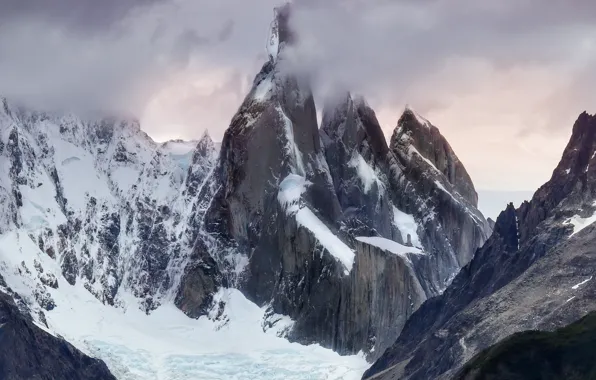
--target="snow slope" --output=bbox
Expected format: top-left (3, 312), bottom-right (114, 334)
top-left (0, 229), bottom-right (368, 380)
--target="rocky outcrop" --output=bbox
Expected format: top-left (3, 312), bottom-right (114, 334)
top-left (320, 94), bottom-right (395, 239)
top-left (0, 291), bottom-right (116, 380)
top-left (390, 107), bottom-right (490, 268)
top-left (365, 112), bottom-right (596, 380)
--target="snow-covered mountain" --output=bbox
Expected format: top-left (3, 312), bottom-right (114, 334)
top-left (0, 5), bottom-right (492, 379)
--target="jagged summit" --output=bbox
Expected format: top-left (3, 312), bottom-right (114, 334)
top-left (392, 107), bottom-right (479, 206)
top-left (365, 111), bottom-right (596, 380)
top-left (267, 3), bottom-right (293, 62)
top-left (321, 92), bottom-right (389, 161)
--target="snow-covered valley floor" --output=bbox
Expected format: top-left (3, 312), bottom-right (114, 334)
top-left (0, 231), bottom-right (368, 380)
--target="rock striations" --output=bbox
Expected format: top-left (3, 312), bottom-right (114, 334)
top-left (0, 5), bottom-right (493, 377)
top-left (365, 112), bottom-right (596, 379)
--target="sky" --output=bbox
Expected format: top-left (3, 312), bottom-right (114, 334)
top-left (1, 0), bottom-right (596, 192)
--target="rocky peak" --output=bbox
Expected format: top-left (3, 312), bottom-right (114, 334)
top-left (267, 3), bottom-right (293, 62)
top-left (391, 106), bottom-right (478, 206)
top-left (518, 112), bottom-right (596, 242)
top-left (194, 131), bottom-right (217, 159)
top-left (552, 111), bottom-right (596, 180)
top-left (364, 110), bottom-right (596, 380)
top-left (321, 92), bottom-right (389, 163)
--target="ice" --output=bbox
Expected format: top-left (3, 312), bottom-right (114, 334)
top-left (160, 140), bottom-right (198, 171)
top-left (0, 230), bottom-right (368, 380)
top-left (160, 140), bottom-right (198, 156)
top-left (348, 152), bottom-right (382, 194)
top-left (295, 208), bottom-right (355, 273)
top-left (278, 174), bottom-right (310, 214)
top-left (571, 276), bottom-right (592, 290)
top-left (253, 75), bottom-right (274, 102)
top-left (392, 207), bottom-right (422, 248)
top-left (356, 236), bottom-right (422, 258)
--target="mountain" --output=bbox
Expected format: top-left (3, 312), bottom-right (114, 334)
top-left (201, 4), bottom-right (490, 359)
top-left (454, 311), bottom-right (596, 380)
top-left (0, 5), bottom-right (491, 378)
top-left (364, 111), bottom-right (596, 380)
top-left (0, 289), bottom-right (115, 380)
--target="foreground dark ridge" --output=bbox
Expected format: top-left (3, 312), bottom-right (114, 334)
top-left (454, 311), bottom-right (596, 380)
top-left (0, 290), bottom-right (115, 380)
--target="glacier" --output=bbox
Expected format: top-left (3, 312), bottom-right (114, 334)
top-left (0, 229), bottom-right (368, 380)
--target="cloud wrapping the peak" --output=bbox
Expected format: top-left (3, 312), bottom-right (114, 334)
top-left (0, 0), bottom-right (595, 191)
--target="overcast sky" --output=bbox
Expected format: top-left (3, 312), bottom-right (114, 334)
top-left (1, 0), bottom-right (596, 192)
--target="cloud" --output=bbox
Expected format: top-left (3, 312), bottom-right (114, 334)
top-left (0, 0), bottom-right (595, 191)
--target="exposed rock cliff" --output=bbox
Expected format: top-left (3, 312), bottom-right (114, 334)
top-left (365, 112), bottom-right (596, 379)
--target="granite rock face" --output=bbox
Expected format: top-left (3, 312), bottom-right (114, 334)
top-left (365, 112), bottom-right (596, 379)
top-left (200, 6), bottom-right (490, 359)
top-left (0, 5), bottom-right (493, 369)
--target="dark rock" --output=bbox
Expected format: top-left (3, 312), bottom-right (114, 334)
top-left (365, 112), bottom-right (596, 380)
top-left (0, 292), bottom-right (116, 380)
top-left (175, 240), bottom-right (224, 318)
top-left (61, 250), bottom-right (78, 286)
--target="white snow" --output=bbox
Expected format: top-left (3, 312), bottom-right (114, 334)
top-left (277, 174), bottom-right (310, 214)
top-left (571, 276), bottom-right (593, 290)
top-left (356, 236), bottom-right (422, 258)
top-left (564, 204), bottom-right (596, 237)
top-left (408, 145), bottom-right (440, 173)
top-left (295, 208), bottom-right (355, 273)
top-left (348, 152), bottom-right (381, 193)
top-left (253, 75), bottom-right (274, 102)
top-left (392, 207), bottom-right (422, 248)
top-left (0, 230), bottom-right (368, 380)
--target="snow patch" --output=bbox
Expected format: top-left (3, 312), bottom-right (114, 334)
top-left (0, 231), bottom-right (368, 380)
top-left (571, 276), bottom-right (592, 290)
top-left (408, 145), bottom-right (440, 173)
top-left (348, 152), bottom-right (382, 193)
top-left (392, 207), bottom-right (422, 248)
top-left (356, 236), bottom-right (422, 260)
top-left (276, 105), bottom-right (306, 176)
top-left (278, 174), bottom-right (310, 214)
top-left (295, 208), bottom-right (355, 274)
top-left (564, 203), bottom-right (596, 237)
top-left (253, 75), bottom-right (274, 102)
